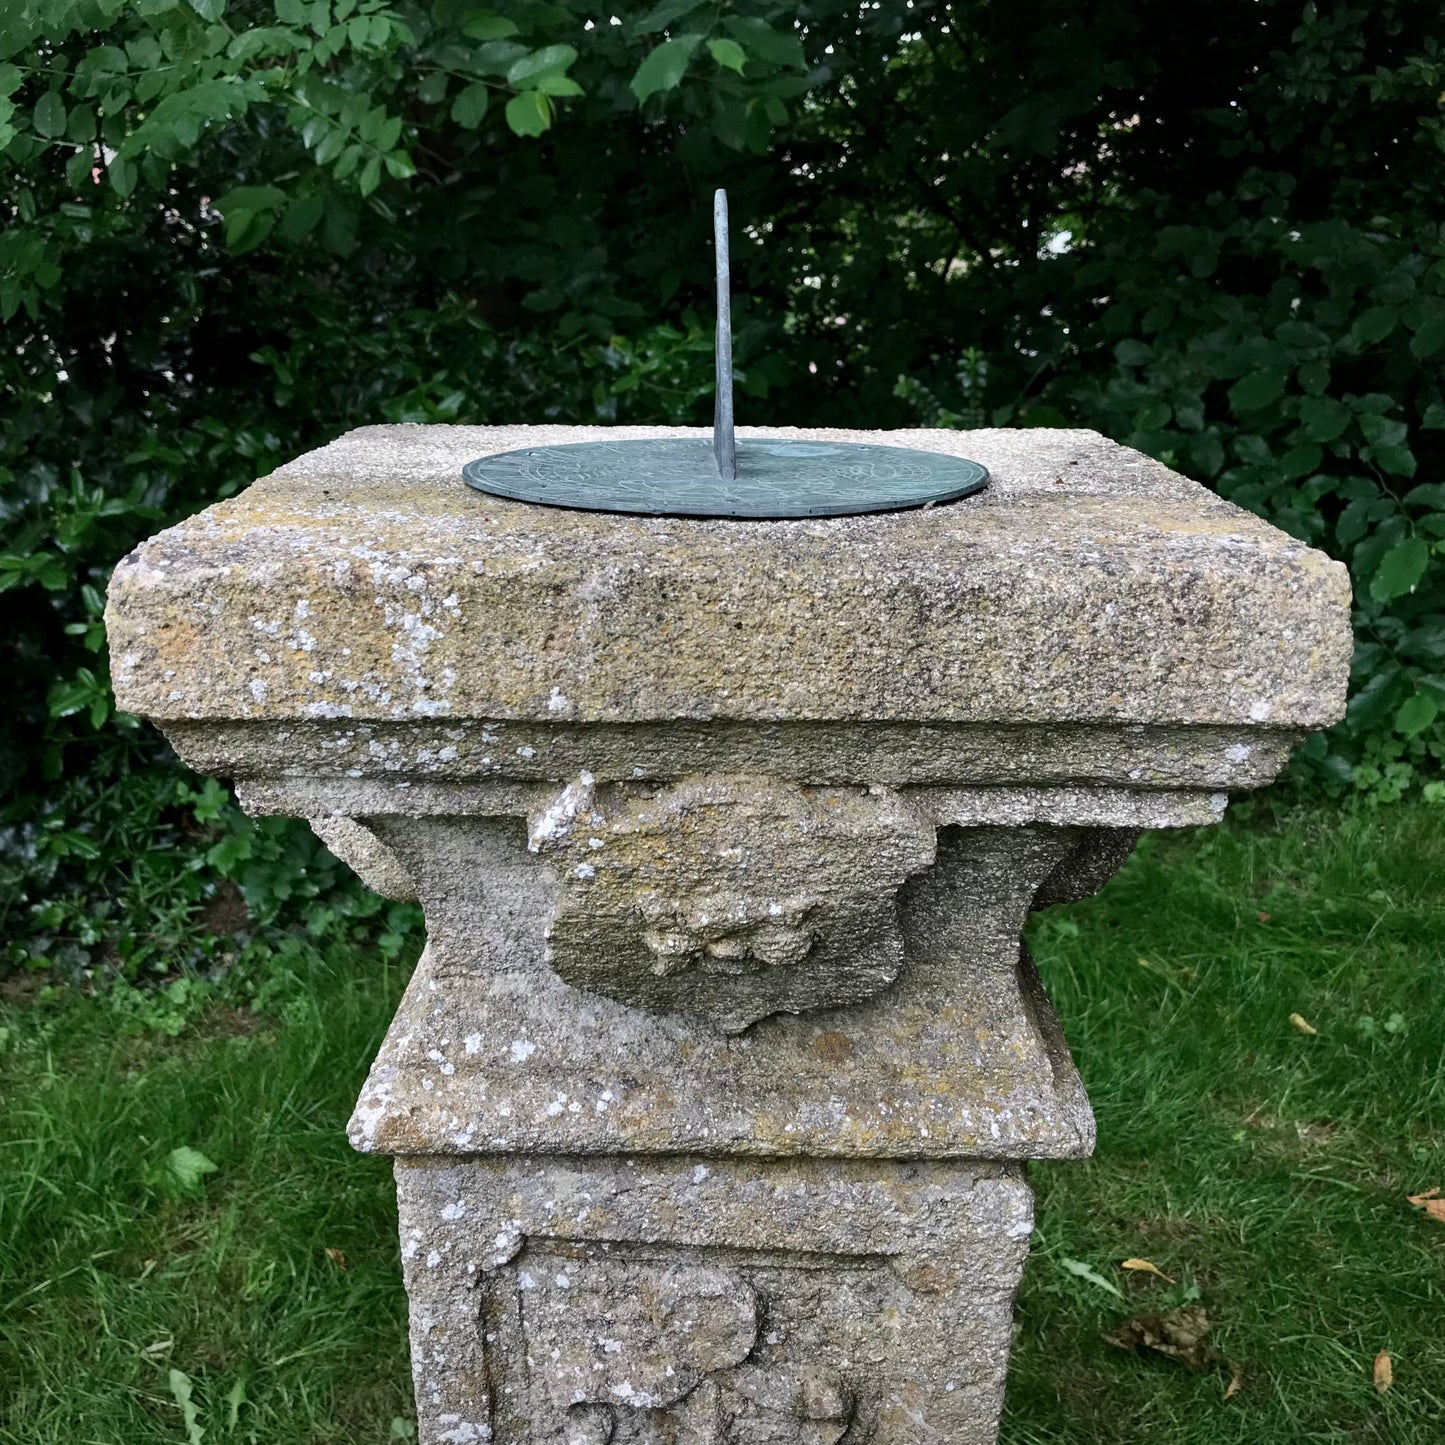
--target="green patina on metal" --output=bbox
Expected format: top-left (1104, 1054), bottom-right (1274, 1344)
top-left (462, 438), bottom-right (987, 518)
top-left (462, 189), bottom-right (990, 519)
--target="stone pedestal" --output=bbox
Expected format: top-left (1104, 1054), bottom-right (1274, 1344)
top-left (106, 425), bottom-right (1350, 1444)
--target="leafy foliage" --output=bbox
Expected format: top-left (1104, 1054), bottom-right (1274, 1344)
top-left (1, 1), bottom-right (1443, 977)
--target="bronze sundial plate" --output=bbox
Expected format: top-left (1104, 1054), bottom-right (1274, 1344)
top-left (462, 437), bottom-right (988, 519)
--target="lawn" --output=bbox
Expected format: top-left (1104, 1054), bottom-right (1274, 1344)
top-left (1, 800), bottom-right (1441, 1443)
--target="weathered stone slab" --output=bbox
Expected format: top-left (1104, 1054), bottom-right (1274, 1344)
top-left (106, 425), bottom-right (1351, 732)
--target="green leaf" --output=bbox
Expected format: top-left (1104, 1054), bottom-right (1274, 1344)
top-left (213, 185), bottom-right (286, 214)
top-left (508, 45), bottom-right (578, 86)
top-left (1404, 483), bottom-right (1445, 509)
top-left (1357, 412), bottom-right (1407, 447)
top-left (1187, 432), bottom-right (1225, 477)
top-left (504, 89), bottom-right (551, 137)
top-left (64, 148), bottom-right (95, 187)
top-left (450, 82), bottom-right (490, 128)
top-left (280, 194), bottom-right (324, 240)
top-left (1297, 360), bottom-right (1330, 396)
top-left (1410, 316), bottom-right (1445, 360)
top-left (1350, 305), bottom-right (1397, 347)
top-left (531, 73), bottom-right (583, 97)
top-left (1059, 1257), bottom-right (1125, 1299)
top-left (1228, 369), bottom-right (1284, 414)
top-left (1114, 339), bottom-right (1149, 366)
top-left (65, 104), bottom-right (95, 144)
top-left (633, 0), bottom-right (705, 34)
top-left (168, 1369), bottom-right (205, 1445)
top-left (1298, 395), bottom-right (1351, 443)
top-left (722, 16), bottom-right (805, 69)
top-left (33, 91), bottom-right (66, 138)
top-left (1278, 443), bottom-right (1322, 480)
top-left (358, 155), bottom-right (382, 196)
top-left (1422, 400), bottom-right (1445, 430)
top-left (630, 35), bottom-right (703, 102)
top-left (1369, 537), bottom-right (1430, 602)
top-left (167, 1145), bottom-right (219, 1189)
top-left (1336, 499), bottom-right (1374, 548)
top-left (708, 38), bottom-right (748, 75)
top-left (1369, 443), bottom-right (1416, 478)
top-left (189, 0), bottom-right (226, 17)
top-left (463, 13), bottom-right (520, 40)
top-left (1396, 692), bottom-right (1438, 737)
top-left (474, 40), bottom-right (530, 74)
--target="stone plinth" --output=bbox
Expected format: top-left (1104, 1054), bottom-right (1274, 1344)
top-left (106, 425), bottom-right (1351, 1444)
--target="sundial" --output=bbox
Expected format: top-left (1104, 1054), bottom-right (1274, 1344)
top-left (462, 191), bottom-right (989, 519)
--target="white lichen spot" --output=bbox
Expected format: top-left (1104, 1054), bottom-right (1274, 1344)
top-left (509, 1039), bottom-right (537, 1063)
top-left (1224, 742), bottom-right (1253, 763)
top-left (294, 598), bottom-right (311, 619)
top-left (441, 1202), bottom-right (466, 1221)
top-left (464, 1033), bottom-right (483, 1055)
top-left (554, 1273), bottom-right (571, 1289)
top-left (518, 1271), bottom-right (536, 1291)
top-left (426, 1250), bottom-right (442, 1269)
top-left (692, 1164), bottom-right (710, 1184)
top-left (437, 1421), bottom-right (490, 1443)
top-left (516, 744), bottom-right (537, 760)
top-left (547, 686), bottom-right (569, 712)
top-left (249, 678), bottom-right (268, 702)
top-left (527, 771), bottom-right (595, 851)
top-left (1248, 700), bottom-right (1273, 721)
top-left (574, 863), bottom-right (596, 880)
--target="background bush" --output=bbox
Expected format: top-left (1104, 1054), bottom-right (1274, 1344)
top-left (2, 0), bottom-right (1443, 975)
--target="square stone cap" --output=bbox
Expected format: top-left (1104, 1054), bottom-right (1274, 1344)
top-left (106, 424), bottom-right (1351, 730)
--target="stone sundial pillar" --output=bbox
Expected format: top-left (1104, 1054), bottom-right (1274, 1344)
top-left (106, 423), bottom-right (1350, 1445)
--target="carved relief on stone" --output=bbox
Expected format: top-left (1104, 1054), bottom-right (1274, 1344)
top-left (520, 1255), bottom-right (855, 1444)
top-left (527, 772), bottom-right (936, 1032)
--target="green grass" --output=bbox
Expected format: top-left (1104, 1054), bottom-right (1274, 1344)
top-left (1009, 800), bottom-right (1445, 1443)
top-left (0, 943), bottom-right (416, 1444)
top-left (1, 801), bottom-right (1442, 1443)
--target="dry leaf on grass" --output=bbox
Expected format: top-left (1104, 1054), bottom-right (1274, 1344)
top-left (1104, 1305), bottom-right (1215, 1372)
top-left (1407, 1187), bottom-right (1445, 1223)
top-left (325, 1247), bottom-right (349, 1270)
top-left (1373, 1350), bottom-right (1393, 1394)
top-left (1122, 1257), bottom-right (1176, 1284)
top-left (1256, 911), bottom-right (1272, 923)
top-left (1223, 1362), bottom-right (1244, 1399)
top-left (1288, 1012), bottom-right (1318, 1035)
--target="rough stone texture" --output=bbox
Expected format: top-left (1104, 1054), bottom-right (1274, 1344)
top-left (308, 815), bottom-right (418, 902)
top-left (527, 773), bottom-right (936, 1031)
top-left (396, 1154), bottom-right (1031, 1445)
top-left (348, 818), bottom-right (1096, 1161)
top-left (105, 425), bottom-right (1352, 731)
top-left (103, 425), bottom-right (1353, 1445)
